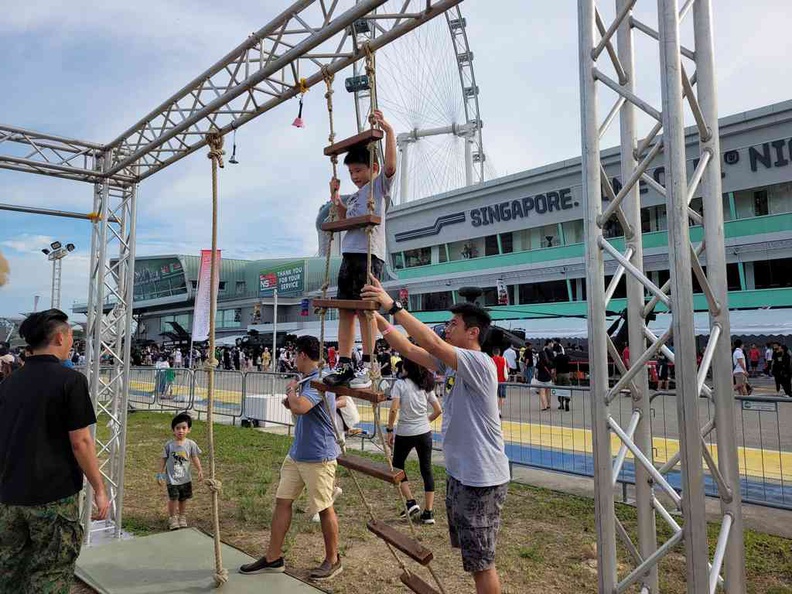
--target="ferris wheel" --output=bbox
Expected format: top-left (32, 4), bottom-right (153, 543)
top-left (349, 2), bottom-right (493, 204)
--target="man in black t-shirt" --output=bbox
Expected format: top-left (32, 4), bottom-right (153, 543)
top-left (0, 309), bottom-right (109, 593)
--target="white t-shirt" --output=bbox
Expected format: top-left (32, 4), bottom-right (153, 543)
top-left (504, 347), bottom-right (518, 370)
top-left (732, 348), bottom-right (746, 375)
top-left (391, 379), bottom-right (438, 437)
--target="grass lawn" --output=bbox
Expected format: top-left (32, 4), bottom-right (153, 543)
top-left (77, 412), bottom-right (791, 594)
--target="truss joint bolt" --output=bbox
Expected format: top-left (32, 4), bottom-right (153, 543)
top-left (701, 128), bottom-right (713, 143)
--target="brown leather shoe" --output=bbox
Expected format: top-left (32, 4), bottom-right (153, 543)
top-left (309, 558), bottom-right (343, 580)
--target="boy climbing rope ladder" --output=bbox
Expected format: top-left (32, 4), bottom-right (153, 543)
top-left (323, 109), bottom-right (396, 389)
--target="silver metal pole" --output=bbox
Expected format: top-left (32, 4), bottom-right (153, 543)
top-left (112, 182), bottom-right (138, 539)
top-left (579, 2), bottom-right (618, 591)
top-left (692, 1), bottom-right (746, 589)
top-left (617, 1), bottom-right (657, 589)
top-left (399, 141), bottom-right (410, 205)
top-left (658, 1), bottom-right (708, 590)
top-left (272, 288), bottom-right (278, 371)
top-left (0, 202), bottom-right (118, 222)
top-left (50, 258), bottom-right (58, 309)
top-left (83, 158), bottom-right (111, 544)
top-left (464, 136), bottom-right (473, 186)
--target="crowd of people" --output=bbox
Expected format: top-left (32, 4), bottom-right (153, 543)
top-left (732, 339), bottom-right (791, 396)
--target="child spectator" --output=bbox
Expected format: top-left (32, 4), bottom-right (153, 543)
top-left (387, 358), bottom-right (442, 524)
top-left (157, 413), bottom-right (203, 530)
top-left (491, 347), bottom-right (509, 417)
top-left (323, 110), bottom-right (397, 390)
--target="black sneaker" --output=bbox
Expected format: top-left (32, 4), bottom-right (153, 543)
top-left (309, 558), bottom-right (343, 580)
top-left (420, 510), bottom-right (435, 525)
top-left (323, 363), bottom-right (355, 388)
top-left (239, 556), bottom-right (285, 575)
top-left (399, 500), bottom-right (421, 520)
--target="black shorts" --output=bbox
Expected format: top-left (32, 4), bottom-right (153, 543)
top-left (337, 253), bottom-right (384, 301)
top-left (446, 476), bottom-right (508, 573)
top-left (167, 482), bottom-right (193, 502)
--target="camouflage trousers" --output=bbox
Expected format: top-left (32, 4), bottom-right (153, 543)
top-left (0, 495), bottom-right (83, 594)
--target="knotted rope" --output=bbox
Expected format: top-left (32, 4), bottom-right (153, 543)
top-left (205, 128), bottom-right (228, 588)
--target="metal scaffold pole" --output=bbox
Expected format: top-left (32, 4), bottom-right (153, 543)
top-left (578, 2), bottom-right (618, 592)
top-left (578, 0), bottom-right (745, 591)
top-left (616, 0), bottom-right (658, 589)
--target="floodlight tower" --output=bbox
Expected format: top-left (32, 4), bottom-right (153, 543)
top-left (41, 241), bottom-right (76, 310)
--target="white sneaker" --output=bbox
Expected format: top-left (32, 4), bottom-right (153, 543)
top-left (350, 370), bottom-right (372, 389)
top-left (312, 486), bottom-right (344, 522)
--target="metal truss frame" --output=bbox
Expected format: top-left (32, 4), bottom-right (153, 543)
top-left (0, 0), bottom-right (461, 543)
top-left (579, 0), bottom-right (745, 592)
top-left (82, 160), bottom-right (138, 544)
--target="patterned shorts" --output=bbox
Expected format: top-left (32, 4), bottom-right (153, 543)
top-left (0, 494), bottom-right (83, 594)
top-left (445, 476), bottom-right (508, 573)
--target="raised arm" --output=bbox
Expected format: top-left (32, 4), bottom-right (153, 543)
top-left (373, 110), bottom-right (397, 178)
top-left (362, 277), bottom-right (458, 370)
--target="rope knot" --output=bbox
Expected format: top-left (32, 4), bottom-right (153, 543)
top-left (206, 129), bottom-right (226, 168)
top-left (213, 568), bottom-right (229, 587)
top-left (206, 358), bottom-right (219, 369)
top-left (205, 478), bottom-right (223, 493)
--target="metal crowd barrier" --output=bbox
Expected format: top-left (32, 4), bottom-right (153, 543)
top-left (97, 367), bottom-right (791, 510)
top-left (192, 369), bottom-right (245, 421)
top-left (242, 371), bottom-right (300, 430)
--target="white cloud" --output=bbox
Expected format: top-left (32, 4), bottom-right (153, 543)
top-left (1, 234), bottom-right (56, 253)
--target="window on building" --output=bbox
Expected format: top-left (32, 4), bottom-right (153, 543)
top-left (218, 308), bottom-right (242, 328)
top-left (726, 264), bottom-right (741, 291)
top-left (421, 291), bottom-right (453, 311)
top-left (754, 190), bottom-right (769, 217)
top-left (190, 280), bottom-right (198, 290)
top-left (518, 280), bottom-right (569, 304)
top-left (404, 247), bottom-right (431, 268)
top-left (560, 220), bottom-right (583, 245)
top-left (753, 257), bottom-right (792, 289)
top-left (500, 232), bottom-right (514, 254)
top-left (603, 275), bottom-right (627, 299)
top-left (218, 281), bottom-right (227, 293)
top-left (393, 252), bottom-right (405, 270)
top-left (160, 313), bottom-right (192, 333)
top-left (439, 245), bottom-right (449, 263)
top-left (485, 235), bottom-right (499, 256)
top-left (235, 281), bottom-right (246, 295)
top-left (641, 208), bottom-right (651, 233)
top-left (603, 218), bottom-right (624, 239)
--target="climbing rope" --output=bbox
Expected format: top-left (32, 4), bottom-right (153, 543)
top-left (312, 46), bottom-right (446, 594)
top-left (205, 129), bottom-right (229, 588)
top-left (318, 68), bottom-right (338, 368)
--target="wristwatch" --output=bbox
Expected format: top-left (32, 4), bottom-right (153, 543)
top-left (386, 427), bottom-right (394, 433)
top-left (387, 300), bottom-right (404, 316)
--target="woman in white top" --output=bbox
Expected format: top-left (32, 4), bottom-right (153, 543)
top-left (386, 358), bottom-right (442, 524)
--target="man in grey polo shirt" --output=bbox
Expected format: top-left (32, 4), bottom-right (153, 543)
top-left (362, 278), bottom-right (509, 594)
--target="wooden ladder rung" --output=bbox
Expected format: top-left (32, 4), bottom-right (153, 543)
top-left (311, 381), bottom-right (387, 404)
top-left (312, 299), bottom-right (379, 311)
top-left (399, 571), bottom-right (440, 594)
top-left (324, 129), bottom-right (384, 157)
top-left (337, 454), bottom-right (405, 484)
top-left (320, 214), bottom-right (382, 233)
top-left (367, 520), bottom-right (433, 565)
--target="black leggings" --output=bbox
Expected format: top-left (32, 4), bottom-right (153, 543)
top-left (391, 431), bottom-right (435, 492)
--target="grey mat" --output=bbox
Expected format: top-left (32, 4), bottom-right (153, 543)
top-left (76, 528), bottom-right (325, 593)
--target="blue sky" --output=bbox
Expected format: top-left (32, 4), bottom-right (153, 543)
top-left (1, 0), bottom-right (791, 318)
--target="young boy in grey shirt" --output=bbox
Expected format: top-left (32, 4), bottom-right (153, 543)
top-left (157, 412), bottom-right (203, 530)
top-left (323, 110), bottom-right (396, 391)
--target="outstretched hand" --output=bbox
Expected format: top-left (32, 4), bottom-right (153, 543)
top-left (361, 274), bottom-right (393, 309)
top-left (370, 110), bottom-right (392, 132)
